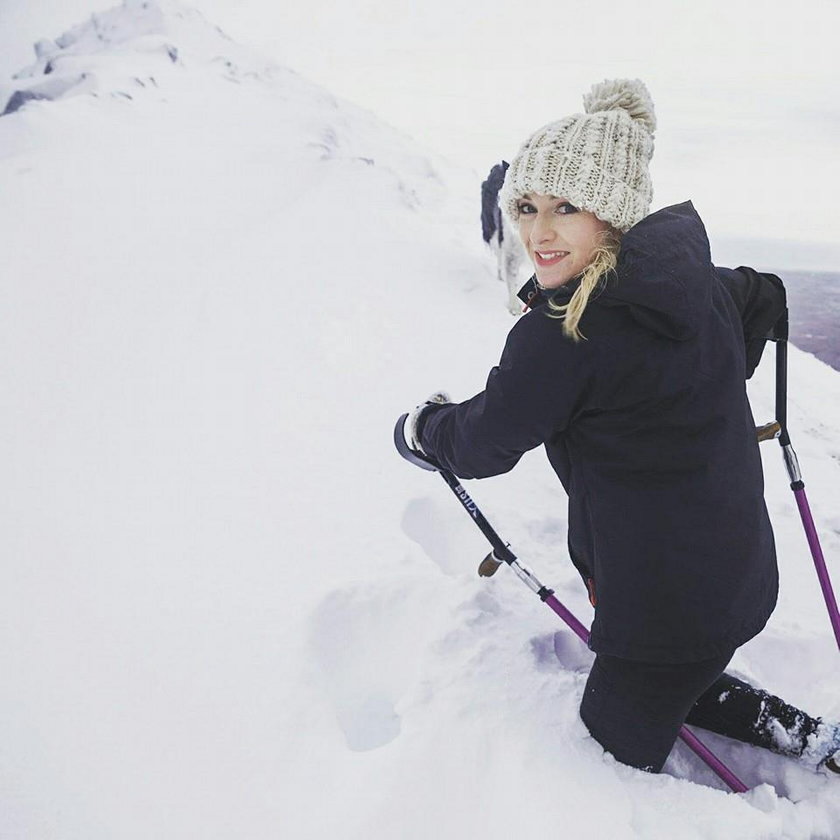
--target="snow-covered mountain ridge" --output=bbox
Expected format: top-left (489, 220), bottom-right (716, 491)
top-left (2, 0), bottom-right (240, 115)
top-left (0, 0), bottom-right (461, 220)
top-left (1, 3), bottom-right (839, 839)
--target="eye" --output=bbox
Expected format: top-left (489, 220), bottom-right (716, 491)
top-left (516, 201), bottom-right (536, 215)
top-left (556, 202), bottom-right (579, 214)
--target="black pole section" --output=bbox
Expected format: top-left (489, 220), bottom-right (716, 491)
top-left (394, 415), bottom-right (516, 565)
top-left (774, 309), bottom-right (791, 447)
top-left (435, 469), bottom-right (517, 564)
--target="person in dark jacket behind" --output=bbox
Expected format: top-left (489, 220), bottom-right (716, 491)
top-left (403, 78), bottom-right (840, 777)
top-left (481, 160), bottom-right (527, 315)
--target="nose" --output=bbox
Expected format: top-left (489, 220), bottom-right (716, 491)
top-left (530, 211), bottom-right (556, 247)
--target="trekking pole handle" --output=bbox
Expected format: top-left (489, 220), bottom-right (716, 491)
top-left (393, 413), bottom-right (441, 471)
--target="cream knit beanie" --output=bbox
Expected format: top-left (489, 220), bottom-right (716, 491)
top-left (499, 78), bottom-right (656, 233)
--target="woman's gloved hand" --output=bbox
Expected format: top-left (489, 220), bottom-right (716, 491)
top-left (406, 391), bottom-right (452, 454)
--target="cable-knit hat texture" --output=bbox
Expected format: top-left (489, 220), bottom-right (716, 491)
top-left (499, 79), bottom-right (656, 233)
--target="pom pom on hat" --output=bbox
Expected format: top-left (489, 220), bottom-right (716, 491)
top-left (583, 78), bottom-right (657, 135)
top-left (499, 78), bottom-right (656, 233)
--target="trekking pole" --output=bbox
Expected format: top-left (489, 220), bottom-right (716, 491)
top-left (394, 415), bottom-right (749, 794)
top-left (771, 314), bottom-right (840, 650)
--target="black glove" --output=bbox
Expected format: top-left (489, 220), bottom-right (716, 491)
top-left (405, 391), bottom-right (452, 455)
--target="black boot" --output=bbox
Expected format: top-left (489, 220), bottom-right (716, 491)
top-left (687, 673), bottom-right (840, 773)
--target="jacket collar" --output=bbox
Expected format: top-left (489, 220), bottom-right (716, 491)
top-left (516, 273), bottom-right (584, 311)
top-left (516, 202), bottom-right (711, 340)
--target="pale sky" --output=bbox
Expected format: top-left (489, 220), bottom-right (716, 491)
top-left (2, 0), bottom-right (839, 265)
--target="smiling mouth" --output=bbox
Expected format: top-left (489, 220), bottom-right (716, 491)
top-left (534, 250), bottom-right (569, 267)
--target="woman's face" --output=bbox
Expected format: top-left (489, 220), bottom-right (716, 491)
top-left (516, 193), bottom-right (609, 289)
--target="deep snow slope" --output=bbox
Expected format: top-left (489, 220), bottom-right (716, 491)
top-left (1, 3), bottom-right (839, 838)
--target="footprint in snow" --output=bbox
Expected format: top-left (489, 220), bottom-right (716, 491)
top-left (329, 693), bottom-right (400, 753)
top-left (531, 630), bottom-right (594, 673)
top-left (308, 588), bottom-right (402, 751)
top-left (308, 577), bottom-right (440, 752)
top-left (400, 495), bottom-right (473, 576)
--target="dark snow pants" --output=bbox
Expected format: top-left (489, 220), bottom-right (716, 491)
top-left (579, 651), bottom-right (822, 773)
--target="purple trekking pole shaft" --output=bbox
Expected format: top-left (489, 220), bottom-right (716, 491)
top-left (774, 334), bottom-right (840, 650)
top-left (393, 416), bottom-right (749, 793)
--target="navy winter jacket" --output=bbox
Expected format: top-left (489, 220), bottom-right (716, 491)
top-left (480, 162), bottom-right (508, 244)
top-left (420, 202), bottom-right (783, 664)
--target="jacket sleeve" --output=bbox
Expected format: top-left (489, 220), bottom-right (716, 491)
top-left (715, 266), bottom-right (786, 378)
top-left (418, 311), bottom-right (595, 479)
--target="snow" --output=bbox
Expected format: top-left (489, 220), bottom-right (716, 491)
top-left (1, 2), bottom-right (840, 837)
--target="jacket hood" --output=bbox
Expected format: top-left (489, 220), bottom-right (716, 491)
top-left (518, 201), bottom-right (713, 341)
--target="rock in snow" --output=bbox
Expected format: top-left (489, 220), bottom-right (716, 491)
top-left (1, 3), bottom-right (839, 839)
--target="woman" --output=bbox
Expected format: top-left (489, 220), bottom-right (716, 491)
top-left (405, 79), bottom-right (840, 776)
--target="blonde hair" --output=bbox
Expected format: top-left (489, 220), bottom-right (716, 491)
top-left (546, 228), bottom-right (621, 341)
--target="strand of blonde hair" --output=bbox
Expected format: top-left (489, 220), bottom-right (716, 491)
top-left (546, 229), bottom-right (621, 341)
